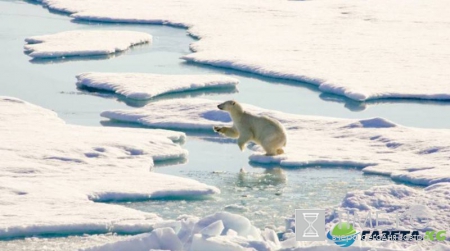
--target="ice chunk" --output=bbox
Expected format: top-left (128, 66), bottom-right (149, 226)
top-left (226, 229), bottom-right (238, 237)
top-left (200, 220), bottom-right (224, 237)
top-left (76, 72), bottom-right (239, 100)
top-left (24, 30), bottom-right (151, 58)
top-left (149, 228), bottom-right (183, 251)
top-left (0, 97), bottom-right (219, 239)
top-left (33, 0), bottom-right (450, 101)
top-left (261, 228), bottom-right (280, 248)
top-left (102, 98), bottom-right (450, 186)
top-left (194, 212), bottom-right (258, 239)
top-left (177, 216), bottom-right (198, 244)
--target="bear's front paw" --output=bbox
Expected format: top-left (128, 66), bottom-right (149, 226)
top-left (213, 126), bottom-right (223, 133)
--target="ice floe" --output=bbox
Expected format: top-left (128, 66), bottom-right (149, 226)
top-left (0, 97), bottom-right (219, 239)
top-left (76, 72), bottom-right (239, 100)
top-left (102, 98), bottom-right (450, 186)
top-left (24, 30), bottom-right (151, 58)
top-left (32, 0), bottom-right (450, 101)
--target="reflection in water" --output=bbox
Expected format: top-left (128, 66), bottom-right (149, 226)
top-left (29, 53), bottom-right (117, 64)
top-left (319, 93), bottom-right (367, 112)
top-left (76, 85), bottom-right (238, 108)
top-left (122, 165), bottom-right (394, 228)
top-left (153, 157), bottom-right (187, 168)
top-left (237, 167), bottom-right (287, 188)
top-left (184, 61), bottom-right (450, 113)
top-left (319, 92), bottom-right (450, 112)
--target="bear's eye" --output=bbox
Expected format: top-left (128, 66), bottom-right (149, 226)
top-left (232, 101), bottom-right (235, 105)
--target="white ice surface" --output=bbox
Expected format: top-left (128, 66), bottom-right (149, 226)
top-left (335, 183), bottom-right (450, 234)
top-left (76, 72), bottom-right (239, 100)
top-left (102, 98), bottom-right (450, 187)
top-left (24, 30), bottom-right (151, 58)
top-left (0, 97), bottom-right (219, 239)
top-left (33, 0), bottom-right (450, 101)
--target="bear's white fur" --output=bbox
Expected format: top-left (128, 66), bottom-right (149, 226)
top-left (213, 100), bottom-right (287, 156)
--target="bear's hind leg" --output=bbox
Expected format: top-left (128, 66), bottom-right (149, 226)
top-left (262, 144), bottom-right (278, 156)
top-left (237, 134), bottom-right (251, 151)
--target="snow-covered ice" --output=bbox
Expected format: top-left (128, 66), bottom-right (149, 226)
top-left (32, 0), bottom-right (450, 101)
top-left (76, 72), bottom-right (239, 100)
top-left (332, 183), bottom-right (450, 234)
top-left (0, 97), bottom-right (219, 239)
top-left (24, 30), bottom-right (151, 58)
top-left (81, 212), bottom-right (280, 251)
top-left (102, 98), bottom-right (450, 187)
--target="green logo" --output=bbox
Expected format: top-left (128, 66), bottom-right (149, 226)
top-left (327, 222), bottom-right (359, 247)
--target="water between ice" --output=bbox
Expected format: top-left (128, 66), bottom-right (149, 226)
top-left (119, 139), bottom-right (395, 229)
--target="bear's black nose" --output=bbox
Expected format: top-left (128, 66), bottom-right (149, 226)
top-left (217, 105), bottom-right (221, 109)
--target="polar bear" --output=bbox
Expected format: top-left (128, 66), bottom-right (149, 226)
top-left (213, 100), bottom-right (287, 156)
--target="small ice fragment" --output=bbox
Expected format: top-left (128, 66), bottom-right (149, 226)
top-left (200, 220), bottom-right (224, 237)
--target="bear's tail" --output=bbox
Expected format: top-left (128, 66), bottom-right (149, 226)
top-left (276, 148), bottom-right (284, 155)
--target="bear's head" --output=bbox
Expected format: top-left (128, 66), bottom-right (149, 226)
top-left (217, 100), bottom-right (243, 114)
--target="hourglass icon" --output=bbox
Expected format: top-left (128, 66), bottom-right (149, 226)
top-left (302, 213), bottom-right (319, 238)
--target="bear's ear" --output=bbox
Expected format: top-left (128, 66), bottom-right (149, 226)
top-left (232, 101), bottom-right (236, 105)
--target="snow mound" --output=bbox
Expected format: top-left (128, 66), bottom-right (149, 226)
top-left (102, 98), bottom-right (450, 186)
top-left (81, 212), bottom-right (279, 251)
top-left (76, 72), bottom-right (239, 100)
top-left (0, 97), bottom-right (219, 239)
top-left (24, 30), bottom-right (151, 58)
top-left (32, 0), bottom-right (450, 101)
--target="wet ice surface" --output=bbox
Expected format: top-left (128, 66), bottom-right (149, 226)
top-left (119, 139), bottom-right (395, 229)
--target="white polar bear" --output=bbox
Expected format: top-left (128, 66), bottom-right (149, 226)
top-left (213, 100), bottom-right (287, 156)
